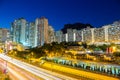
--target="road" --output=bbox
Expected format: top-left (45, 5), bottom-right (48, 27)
top-left (0, 54), bottom-right (77, 80)
top-left (8, 62), bottom-right (42, 80)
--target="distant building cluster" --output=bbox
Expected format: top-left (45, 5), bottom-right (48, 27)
top-left (0, 17), bottom-right (120, 48)
top-left (10, 17), bottom-right (55, 47)
top-left (55, 21), bottom-right (120, 45)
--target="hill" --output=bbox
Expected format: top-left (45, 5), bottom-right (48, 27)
top-left (61, 23), bottom-right (94, 33)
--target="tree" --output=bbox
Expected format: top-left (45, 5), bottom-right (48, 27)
top-left (113, 52), bottom-right (120, 57)
top-left (81, 42), bottom-right (87, 49)
top-left (98, 44), bottom-right (109, 52)
top-left (88, 44), bottom-right (96, 50)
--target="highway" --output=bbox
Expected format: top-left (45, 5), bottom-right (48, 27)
top-left (8, 62), bottom-right (42, 80)
top-left (0, 54), bottom-right (77, 80)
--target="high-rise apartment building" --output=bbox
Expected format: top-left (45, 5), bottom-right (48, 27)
top-left (11, 18), bottom-right (28, 46)
top-left (82, 27), bottom-right (93, 43)
top-left (55, 31), bottom-right (63, 43)
top-left (108, 22), bottom-right (120, 43)
top-left (76, 30), bottom-right (83, 42)
top-left (48, 25), bottom-right (55, 43)
top-left (29, 22), bottom-right (36, 47)
top-left (67, 29), bottom-right (77, 42)
top-left (0, 28), bottom-right (9, 43)
top-left (35, 17), bottom-right (49, 46)
top-left (62, 33), bottom-right (68, 42)
top-left (94, 28), bottom-right (105, 42)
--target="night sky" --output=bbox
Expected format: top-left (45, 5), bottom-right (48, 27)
top-left (0, 0), bottom-right (120, 31)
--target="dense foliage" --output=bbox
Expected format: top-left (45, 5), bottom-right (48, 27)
top-left (113, 52), bottom-right (120, 57)
top-left (7, 42), bottom-right (120, 64)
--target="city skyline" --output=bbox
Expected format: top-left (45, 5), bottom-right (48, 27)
top-left (9, 17), bottom-right (120, 48)
top-left (0, 0), bottom-right (120, 31)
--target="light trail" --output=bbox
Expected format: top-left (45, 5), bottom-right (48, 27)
top-left (8, 63), bottom-right (38, 80)
top-left (0, 54), bottom-right (77, 80)
top-left (8, 66), bottom-right (28, 80)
